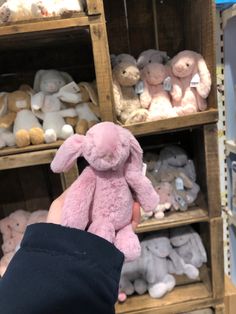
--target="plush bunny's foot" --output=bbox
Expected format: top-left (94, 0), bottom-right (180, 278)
top-left (184, 264), bottom-right (199, 280)
top-left (118, 292), bottom-right (127, 303)
top-left (0, 138), bottom-right (6, 149)
top-left (88, 219), bottom-right (115, 243)
top-left (2, 132), bottom-right (15, 147)
top-left (134, 278), bottom-right (148, 295)
top-left (29, 128), bottom-right (44, 145)
top-left (115, 224), bottom-right (141, 261)
top-left (15, 130), bottom-right (30, 147)
top-left (61, 124), bottom-right (74, 139)
top-left (148, 282), bottom-right (169, 299)
top-left (44, 129), bottom-right (57, 143)
top-left (75, 119), bottom-right (88, 135)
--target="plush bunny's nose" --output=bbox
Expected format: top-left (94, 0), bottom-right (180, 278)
top-left (95, 125), bottom-right (118, 158)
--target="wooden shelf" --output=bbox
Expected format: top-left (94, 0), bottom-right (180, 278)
top-left (136, 208), bottom-right (209, 233)
top-left (0, 13), bottom-right (102, 37)
top-left (125, 109), bottom-right (218, 137)
top-left (0, 141), bottom-right (62, 157)
top-left (0, 149), bottom-right (58, 170)
top-left (115, 282), bottom-right (213, 314)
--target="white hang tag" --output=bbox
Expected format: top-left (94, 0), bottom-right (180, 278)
top-left (16, 100), bottom-right (27, 109)
top-left (142, 163), bottom-right (147, 176)
top-left (175, 177), bottom-right (184, 191)
top-left (135, 80), bottom-right (144, 94)
top-left (163, 76), bottom-right (172, 91)
top-left (190, 73), bottom-right (200, 88)
top-left (59, 81), bottom-right (80, 94)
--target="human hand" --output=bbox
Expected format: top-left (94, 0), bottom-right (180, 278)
top-left (47, 191), bottom-right (141, 230)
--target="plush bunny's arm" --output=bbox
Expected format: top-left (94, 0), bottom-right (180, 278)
top-left (170, 77), bottom-right (183, 102)
top-left (61, 167), bottom-right (96, 229)
top-left (57, 91), bottom-right (82, 104)
top-left (59, 108), bottom-right (77, 118)
top-left (31, 92), bottom-right (45, 110)
top-left (140, 81), bottom-right (151, 109)
top-left (196, 57), bottom-right (212, 99)
top-left (125, 170), bottom-right (159, 212)
top-left (0, 112), bottom-right (16, 129)
top-left (113, 78), bottom-right (124, 116)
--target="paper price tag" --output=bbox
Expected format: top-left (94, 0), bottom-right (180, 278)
top-left (163, 76), bottom-right (172, 91)
top-left (142, 163), bottom-right (147, 176)
top-left (175, 177), bottom-right (184, 191)
top-left (190, 73), bottom-right (200, 88)
top-left (135, 80), bottom-right (144, 95)
top-left (59, 81), bottom-right (80, 94)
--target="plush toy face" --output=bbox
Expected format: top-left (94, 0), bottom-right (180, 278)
top-left (51, 122), bottom-right (143, 173)
top-left (40, 71), bottom-right (66, 94)
top-left (170, 226), bottom-right (190, 247)
top-left (9, 210), bottom-right (30, 233)
top-left (8, 91), bottom-right (31, 113)
top-left (156, 182), bottom-right (173, 206)
top-left (144, 152), bottom-right (159, 173)
top-left (145, 234), bottom-right (172, 258)
top-left (161, 146), bottom-right (188, 168)
top-left (137, 49), bottom-right (167, 70)
top-left (171, 50), bottom-right (197, 78)
top-left (142, 63), bottom-right (167, 86)
top-left (113, 62), bottom-right (140, 87)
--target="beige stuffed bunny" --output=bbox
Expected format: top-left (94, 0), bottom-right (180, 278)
top-left (112, 61), bottom-right (148, 125)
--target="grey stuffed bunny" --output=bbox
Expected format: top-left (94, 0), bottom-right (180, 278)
top-left (170, 226), bottom-right (207, 268)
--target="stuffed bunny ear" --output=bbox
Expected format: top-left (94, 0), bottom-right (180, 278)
top-left (127, 132), bottom-right (143, 173)
top-left (196, 54), bottom-right (212, 99)
top-left (51, 134), bottom-right (84, 173)
top-left (191, 232), bottom-right (207, 263)
top-left (33, 70), bottom-right (46, 92)
top-left (60, 71), bottom-right (73, 84)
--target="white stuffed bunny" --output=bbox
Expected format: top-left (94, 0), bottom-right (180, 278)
top-left (31, 69), bottom-right (79, 143)
top-left (170, 225), bottom-right (207, 269)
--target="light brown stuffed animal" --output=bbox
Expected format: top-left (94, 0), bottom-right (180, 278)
top-left (0, 90), bottom-right (44, 147)
top-left (64, 81), bottom-right (100, 135)
top-left (112, 61), bottom-right (148, 125)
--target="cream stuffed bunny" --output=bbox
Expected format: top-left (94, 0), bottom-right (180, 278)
top-left (31, 69), bottom-right (79, 143)
top-left (112, 61), bottom-right (148, 125)
top-left (0, 90), bottom-right (44, 147)
top-left (170, 50), bottom-right (212, 115)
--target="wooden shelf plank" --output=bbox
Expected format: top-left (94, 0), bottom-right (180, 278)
top-left (125, 109), bottom-right (218, 137)
top-left (116, 283), bottom-right (212, 314)
top-left (0, 149), bottom-right (57, 170)
top-left (136, 208), bottom-right (209, 233)
top-left (0, 14), bottom-right (102, 37)
top-left (0, 141), bottom-right (62, 157)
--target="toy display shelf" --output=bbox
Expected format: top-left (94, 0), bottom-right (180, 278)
top-left (136, 208), bottom-right (209, 233)
top-left (125, 109), bottom-right (218, 137)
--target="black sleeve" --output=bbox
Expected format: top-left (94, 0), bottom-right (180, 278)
top-left (0, 223), bottom-right (124, 314)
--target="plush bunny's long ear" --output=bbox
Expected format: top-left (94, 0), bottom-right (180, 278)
top-left (60, 71), bottom-right (73, 84)
top-left (126, 132), bottom-right (143, 173)
top-left (191, 232), bottom-right (207, 263)
top-left (51, 134), bottom-right (84, 173)
top-left (33, 70), bottom-right (46, 92)
top-left (196, 54), bottom-right (212, 99)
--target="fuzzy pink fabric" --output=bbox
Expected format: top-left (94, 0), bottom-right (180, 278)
top-left (140, 63), bottom-right (177, 120)
top-left (51, 122), bottom-right (159, 261)
top-left (170, 50), bottom-right (211, 116)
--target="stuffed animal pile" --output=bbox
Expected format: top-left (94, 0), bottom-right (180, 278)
top-left (118, 225), bottom-right (207, 302)
top-left (0, 69), bottom-right (100, 149)
top-left (143, 145), bottom-right (200, 219)
top-left (111, 49), bottom-right (211, 125)
top-left (0, 0), bottom-right (85, 24)
top-left (0, 209), bottom-right (48, 276)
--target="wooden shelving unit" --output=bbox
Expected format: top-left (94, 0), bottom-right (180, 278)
top-left (0, 0), bottom-right (225, 313)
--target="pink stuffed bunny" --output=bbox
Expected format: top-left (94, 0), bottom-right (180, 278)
top-left (170, 50), bottom-right (211, 115)
top-left (51, 122), bottom-right (160, 261)
top-left (140, 63), bottom-right (177, 121)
